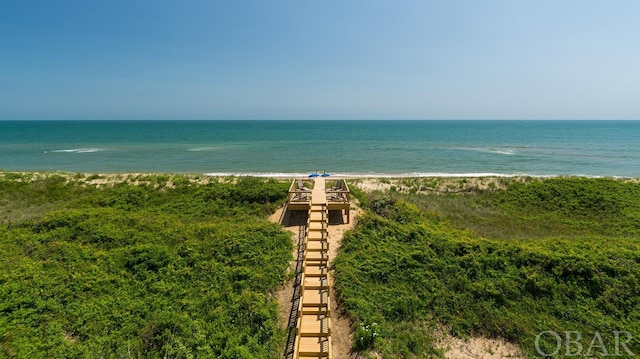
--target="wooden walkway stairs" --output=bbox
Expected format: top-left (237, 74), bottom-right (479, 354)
top-left (285, 178), bottom-right (332, 359)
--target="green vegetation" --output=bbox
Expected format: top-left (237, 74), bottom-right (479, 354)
top-left (399, 177), bottom-right (640, 239)
top-left (336, 177), bottom-right (640, 358)
top-left (0, 173), bottom-right (292, 358)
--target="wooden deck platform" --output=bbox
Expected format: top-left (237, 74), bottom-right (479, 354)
top-left (287, 178), bottom-right (351, 224)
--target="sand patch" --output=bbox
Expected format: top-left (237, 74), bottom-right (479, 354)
top-left (358, 334), bottom-right (524, 359)
top-left (438, 334), bottom-right (524, 359)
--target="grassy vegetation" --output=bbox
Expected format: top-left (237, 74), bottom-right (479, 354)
top-left (0, 173), bottom-right (292, 358)
top-left (337, 177), bottom-right (640, 358)
top-left (398, 177), bottom-right (640, 239)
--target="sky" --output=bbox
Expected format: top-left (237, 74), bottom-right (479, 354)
top-left (1, 0), bottom-right (639, 120)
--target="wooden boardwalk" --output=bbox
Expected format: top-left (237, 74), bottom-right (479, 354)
top-left (283, 177), bottom-right (350, 359)
top-left (295, 177), bottom-right (332, 358)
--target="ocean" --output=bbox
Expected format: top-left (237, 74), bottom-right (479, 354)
top-left (0, 120), bottom-right (638, 177)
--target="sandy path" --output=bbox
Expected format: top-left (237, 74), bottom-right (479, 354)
top-left (439, 335), bottom-right (524, 359)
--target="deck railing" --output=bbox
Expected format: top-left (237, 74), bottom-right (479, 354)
top-left (325, 179), bottom-right (350, 203)
top-left (288, 179), bottom-right (312, 203)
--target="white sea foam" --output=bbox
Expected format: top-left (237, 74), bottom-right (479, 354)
top-left (456, 147), bottom-right (516, 155)
top-left (490, 148), bottom-right (516, 155)
top-left (204, 172), bottom-right (550, 178)
top-left (334, 172), bottom-right (527, 178)
top-left (204, 172), bottom-right (312, 178)
top-left (186, 147), bottom-right (223, 152)
top-left (47, 148), bottom-right (104, 154)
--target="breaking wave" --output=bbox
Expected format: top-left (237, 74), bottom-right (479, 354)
top-left (46, 148), bottom-right (105, 154)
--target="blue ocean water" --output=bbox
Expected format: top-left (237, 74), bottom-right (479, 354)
top-left (0, 120), bottom-right (638, 177)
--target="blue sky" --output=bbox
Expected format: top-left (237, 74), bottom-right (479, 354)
top-left (1, 0), bottom-right (639, 120)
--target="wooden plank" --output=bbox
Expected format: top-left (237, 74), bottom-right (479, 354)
top-left (304, 277), bottom-right (329, 290)
top-left (309, 211), bottom-right (325, 222)
top-left (303, 268), bottom-right (327, 277)
top-left (306, 241), bottom-right (328, 251)
top-left (311, 178), bottom-right (327, 205)
top-left (308, 221), bottom-right (326, 231)
top-left (305, 251), bottom-right (329, 262)
top-left (297, 337), bottom-right (330, 357)
top-left (302, 289), bottom-right (329, 307)
top-left (313, 178), bottom-right (326, 190)
top-left (307, 231), bottom-right (327, 241)
top-left (300, 315), bottom-right (331, 336)
top-left (302, 307), bottom-right (329, 315)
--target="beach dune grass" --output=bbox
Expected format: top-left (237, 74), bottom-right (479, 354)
top-left (0, 173), bottom-right (292, 358)
top-left (336, 177), bottom-right (640, 358)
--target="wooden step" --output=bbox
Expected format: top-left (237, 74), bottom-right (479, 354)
top-left (301, 307), bottom-right (329, 316)
top-left (304, 277), bottom-right (329, 290)
top-left (299, 314), bottom-right (331, 336)
top-left (302, 289), bottom-right (329, 307)
top-left (306, 241), bottom-right (328, 251)
top-left (302, 307), bottom-right (329, 315)
top-left (307, 231), bottom-right (327, 241)
top-left (297, 336), bottom-right (330, 357)
top-left (308, 221), bottom-right (326, 231)
top-left (305, 251), bottom-right (328, 262)
top-left (303, 265), bottom-right (328, 277)
top-left (308, 211), bottom-right (325, 222)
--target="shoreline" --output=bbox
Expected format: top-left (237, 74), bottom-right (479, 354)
top-left (3, 170), bottom-right (638, 197)
top-left (3, 170), bottom-right (639, 180)
top-left (2, 171), bottom-right (639, 191)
